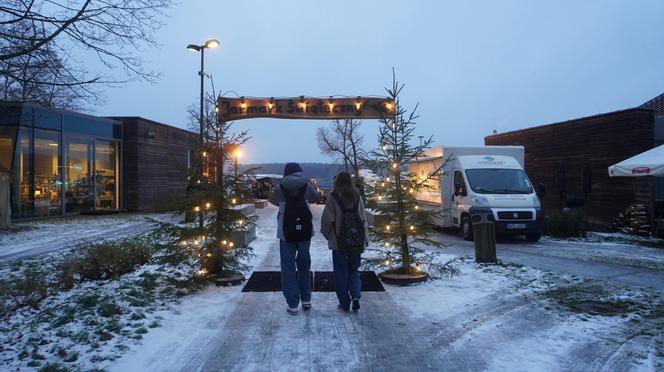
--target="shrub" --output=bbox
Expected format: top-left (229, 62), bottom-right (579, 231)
top-left (58, 237), bottom-right (153, 285)
top-left (0, 268), bottom-right (49, 316)
top-left (543, 209), bottom-right (586, 238)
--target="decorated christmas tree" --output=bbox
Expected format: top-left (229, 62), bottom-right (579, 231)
top-left (178, 94), bottom-right (257, 281)
top-left (364, 72), bottom-right (457, 280)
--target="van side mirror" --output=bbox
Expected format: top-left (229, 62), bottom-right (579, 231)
top-left (536, 183), bottom-right (546, 197)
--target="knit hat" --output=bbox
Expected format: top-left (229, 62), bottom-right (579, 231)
top-left (283, 162), bottom-right (303, 177)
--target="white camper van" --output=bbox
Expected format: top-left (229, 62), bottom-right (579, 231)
top-left (410, 146), bottom-right (543, 241)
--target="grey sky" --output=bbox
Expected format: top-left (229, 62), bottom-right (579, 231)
top-left (96, 0), bottom-right (664, 164)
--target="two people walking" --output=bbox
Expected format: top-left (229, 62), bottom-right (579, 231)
top-left (268, 163), bottom-right (368, 315)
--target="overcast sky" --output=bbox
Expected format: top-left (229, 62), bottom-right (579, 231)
top-left (96, 0), bottom-right (664, 164)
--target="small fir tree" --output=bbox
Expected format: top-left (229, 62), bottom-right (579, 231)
top-left (364, 71), bottom-right (457, 279)
top-left (179, 93), bottom-right (257, 279)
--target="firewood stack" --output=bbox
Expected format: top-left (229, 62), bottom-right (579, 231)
top-left (611, 204), bottom-right (651, 235)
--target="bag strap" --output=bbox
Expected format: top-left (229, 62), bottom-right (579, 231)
top-left (332, 192), bottom-right (355, 213)
top-left (282, 184), bottom-right (307, 202)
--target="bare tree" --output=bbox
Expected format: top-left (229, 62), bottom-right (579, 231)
top-left (316, 118), bottom-right (365, 178)
top-left (0, 0), bottom-right (173, 107)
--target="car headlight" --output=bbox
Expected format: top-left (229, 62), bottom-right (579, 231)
top-left (471, 195), bottom-right (489, 206)
top-left (532, 194), bottom-right (541, 208)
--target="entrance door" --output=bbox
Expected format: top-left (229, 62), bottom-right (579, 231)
top-left (94, 140), bottom-right (118, 210)
top-left (64, 136), bottom-right (93, 213)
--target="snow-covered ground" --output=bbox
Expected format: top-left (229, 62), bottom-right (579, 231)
top-left (0, 213), bottom-right (182, 261)
top-left (1, 205), bottom-right (662, 371)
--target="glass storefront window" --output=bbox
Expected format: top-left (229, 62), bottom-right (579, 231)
top-left (95, 140), bottom-right (117, 209)
top-left (12, 127), bottom-right (33, 219)
top-left (34, 129), bottom-right (61, 217)
top-left (64, 136), bottom-right (93, 213)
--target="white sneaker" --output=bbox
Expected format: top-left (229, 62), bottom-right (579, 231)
top-left (287, 306), bottom-right (298, 315)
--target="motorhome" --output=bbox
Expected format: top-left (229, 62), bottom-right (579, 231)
top-left (410, 146), bottom-right (543, 241)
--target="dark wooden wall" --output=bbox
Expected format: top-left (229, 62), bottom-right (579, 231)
top-left (485, 109), bottom-right (655, 227)
top-left (112, 117), bottom-right (196, 211)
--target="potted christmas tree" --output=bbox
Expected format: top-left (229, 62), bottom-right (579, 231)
top-left (365, 72), bottom-right (457, 284)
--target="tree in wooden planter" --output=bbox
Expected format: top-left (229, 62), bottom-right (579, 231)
top-left (364, 72), bottom-right (457, 282)
top-left (179, 93), bottom-right (257, 282)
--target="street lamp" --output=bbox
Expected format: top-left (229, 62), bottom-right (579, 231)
top-left (186, 38), bottom-right (221, 144)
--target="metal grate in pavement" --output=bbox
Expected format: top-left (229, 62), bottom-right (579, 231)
top-left (242, 271), bottom-right (385, 292)
top-left (241, 271), bottom-right (283, 292)
top-left (313, 271), bottom-right (385, 292)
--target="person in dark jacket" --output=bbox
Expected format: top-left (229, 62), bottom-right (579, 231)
top-left (268, 163), bottom-right (320, 315)
top-left (320, 171), bottom-right (369, 312)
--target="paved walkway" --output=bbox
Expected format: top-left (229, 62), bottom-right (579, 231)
top-left (179, 207), bottom-right (448, 371)
top-left (432, 233), bottom-right (664, 291)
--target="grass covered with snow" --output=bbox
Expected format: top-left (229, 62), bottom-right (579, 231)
top-left (0, 219), bottom-right (210, 371)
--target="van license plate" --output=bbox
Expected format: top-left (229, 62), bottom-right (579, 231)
top-left (506, 223), bottom-right (526, 229)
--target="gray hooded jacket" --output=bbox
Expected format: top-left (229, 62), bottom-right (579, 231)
top-left (268, 172), bottom-right (320, 240)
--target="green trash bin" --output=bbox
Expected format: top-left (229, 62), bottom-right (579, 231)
top-left (472, 212), bottom-right (497, 263)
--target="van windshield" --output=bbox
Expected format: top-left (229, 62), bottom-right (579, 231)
top-left (464, 169), bottom-right (533, 194)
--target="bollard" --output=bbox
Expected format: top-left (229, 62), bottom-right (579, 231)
top-left (472, 212), bottom-right (497, 263)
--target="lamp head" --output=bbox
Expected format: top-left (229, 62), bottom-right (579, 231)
top-left (186, 44), bottom-right (201, 52)
top-left (205, 39), bottom-right (220, 49)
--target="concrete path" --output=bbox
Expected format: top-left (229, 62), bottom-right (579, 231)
top-left (432, 232), bottom-right (664, 291)
top-left (179, 207), bottom-right (448, 371)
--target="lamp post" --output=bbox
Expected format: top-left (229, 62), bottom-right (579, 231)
top-left (186, 39), bottom-right (220, 145)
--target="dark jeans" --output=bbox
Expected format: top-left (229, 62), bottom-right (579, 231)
top-left (279, 240), bottom-right (312, 308)
top-left (332, 250), bottom-right (362, 309)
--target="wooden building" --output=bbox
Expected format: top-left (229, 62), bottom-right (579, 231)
top-left (485, 105), bottom-right (664, 228)
top-left (109, 117), bottom-right (197, 211)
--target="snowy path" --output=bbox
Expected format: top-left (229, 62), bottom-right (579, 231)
top-left (177, 205), bottom-right (448, 371)
top-left (106, 205), bottom-right (662, 371)
top-left (0, 213), bottom-right (181, 261)
top-left (431, 232), bottom-right (664, 291)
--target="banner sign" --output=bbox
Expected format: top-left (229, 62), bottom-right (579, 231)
top-left (217, 96), bottom-right (395, 122)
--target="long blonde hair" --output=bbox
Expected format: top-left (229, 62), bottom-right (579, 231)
top-left (333, 171), bottom-right (359, 207)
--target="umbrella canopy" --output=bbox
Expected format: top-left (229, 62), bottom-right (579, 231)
top-left (608, 145), bottom-right (664, 177)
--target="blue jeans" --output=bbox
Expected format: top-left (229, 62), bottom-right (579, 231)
top-left (279, 240), bottom-right (312, 308)
top-left (332, 250), bottom-right (362, 309)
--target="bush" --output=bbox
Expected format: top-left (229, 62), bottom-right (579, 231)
top-left (58, 237), bottom-right (153, 285)
top-left (543, 209), bottom-right (586, 238)
top-left (0, 268), bottom-right (49, 316)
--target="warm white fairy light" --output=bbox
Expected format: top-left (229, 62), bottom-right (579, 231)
top-left (205, 202), bottom-right (211, 209)
top-left (415, 205), bottom-right (419, 210)
top-left (231, 198), bottom-right (237, 204)
top-left (229, 242), bottom-right (234, 247)
top-left (410, 225), bottom-right (415, 231)
top-left (206, 253), bottom-right (212, 257)
top-left (384, 259), bottom-right (390, 265)
top-left (194, 206), bottom-right (200, 212)
top-left (238, 219), bottom-right (244, 225)
top-left (386, 225), bottom-right (390, 231)
top-left (197, 269), bottom-right (207, 276)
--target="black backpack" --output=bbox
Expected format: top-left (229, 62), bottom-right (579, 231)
top-left (332, 193), bottom-right (365, 254)
top-left (282, 184), bottom-right (313, 242)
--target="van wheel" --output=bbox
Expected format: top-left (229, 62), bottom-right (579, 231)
top-left (526, 233), bottom-right (541, 242)
top-left (460, 215), bottom-right (473, 241)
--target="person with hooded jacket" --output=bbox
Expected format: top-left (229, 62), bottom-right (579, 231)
top-left (268, 163), bottom-right (320, 315)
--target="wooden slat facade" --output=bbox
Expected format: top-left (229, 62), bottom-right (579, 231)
top-left (110, 117), bottom-right (197, 211)
top-left (485, 108), bottom-right (656, 228)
